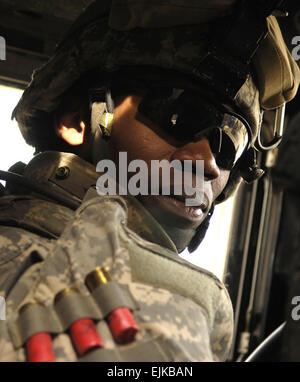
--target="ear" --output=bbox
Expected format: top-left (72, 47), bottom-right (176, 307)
top-left (55, 111), bottom-right (86, 146)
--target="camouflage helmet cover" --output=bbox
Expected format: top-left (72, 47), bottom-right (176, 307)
top-left (12, 0), bottom-right (299, 149)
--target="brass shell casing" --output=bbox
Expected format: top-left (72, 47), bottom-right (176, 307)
top-left (19, 300), bottom-right (43, 315)
top-left (54, 286), bottom-right (79, 305)
top-left (85, 267), bottom-right (112, 292)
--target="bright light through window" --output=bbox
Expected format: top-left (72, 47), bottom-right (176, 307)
top-left (0, 85), bottom-right (235, 281)
top-left (180, 195), bottom-right (235, 280)
top-left (0, 85), bottom-right (34, 171)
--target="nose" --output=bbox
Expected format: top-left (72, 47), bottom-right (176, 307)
top-left (170, 137), bottom-right (221, 180)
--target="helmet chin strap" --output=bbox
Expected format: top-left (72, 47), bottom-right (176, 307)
top-left (91, 124), bottom-right (110, 165)
top-left (188, 205), bottom-right (215, 253)
top-left (161, 205), bottom-right (216, 254)
top-left (160, 224), bottom-right (197, 254)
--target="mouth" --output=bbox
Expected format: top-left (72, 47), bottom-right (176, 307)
top-left (138, 192), bottom-right (209, 229)
top-left (159, 194), bottom-right (207, 217)
top-left (170, 193), bottom-right (208, 209)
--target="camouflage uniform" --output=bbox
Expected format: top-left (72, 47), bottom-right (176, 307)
top-left (0, 152), bottom-right (233, 362)
top-left (0, 0), bottom-right (299, 362)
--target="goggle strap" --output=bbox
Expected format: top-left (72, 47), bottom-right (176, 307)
top-left (90, 101), bottom-right (107, 136)
top-left (89, 85), bottom-right (115, 139)
top-left (225, 110), bottom-right (253, 147)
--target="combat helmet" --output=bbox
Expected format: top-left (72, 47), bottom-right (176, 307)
top-left (11, 0), bottom-right (300, 249)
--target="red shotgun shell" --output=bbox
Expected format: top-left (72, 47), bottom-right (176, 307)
top-left (55, 287), bottom-right (104, 356)
top-left (26, 332), bottom-right (55, 362)
top-left (107, 307), bottom-right (139, 344)
top-left (85, 267), bottom-right (139, 344)
top-left (69, 317), bottom-right (104, 356)
top-left (19, 302), bottom-right (55, 362)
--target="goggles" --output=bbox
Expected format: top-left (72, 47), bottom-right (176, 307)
top-left (138, 88), bottom-right (252, 170)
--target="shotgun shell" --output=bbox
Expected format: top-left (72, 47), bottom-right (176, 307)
top-left (85, 267), bottom-right (138, 344)
top-left (54, 287), bottom-right (104, 356)
top-left (26, 332), bottom-right (55, 362)
top-left (19, 301), bottom-right (55, 362)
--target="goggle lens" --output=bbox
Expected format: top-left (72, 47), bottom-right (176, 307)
top-left (138, 88), bottom-right (250, 170)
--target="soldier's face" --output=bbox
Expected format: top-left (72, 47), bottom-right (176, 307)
top-left (106, 95), bottom-right (230, 230)
top-left (56, 93), bottom-right (230, 230)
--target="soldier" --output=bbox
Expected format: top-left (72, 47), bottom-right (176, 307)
top-left (0, 1), bottom-right (299, 362)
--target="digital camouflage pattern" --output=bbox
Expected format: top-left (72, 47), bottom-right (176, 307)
top-left (2, 0), bottom-right (299, 363)
top-left (0, 152), bottom-right (233, 362)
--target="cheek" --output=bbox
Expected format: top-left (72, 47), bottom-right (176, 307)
top-left (211, 169), bottom-right (230, 200)
top-left (108, 98), bottom-right (174, 163)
